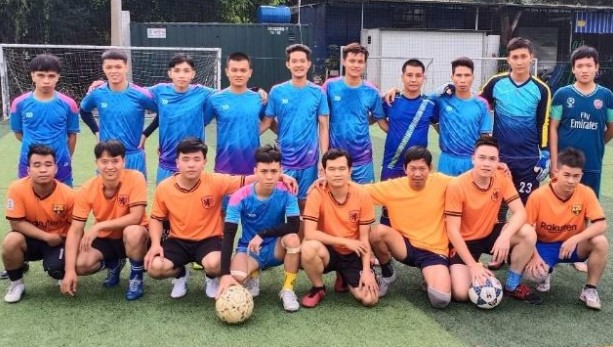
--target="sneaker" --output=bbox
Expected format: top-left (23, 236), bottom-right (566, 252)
top-left (4, 281), bottom-right (25, 303)
top-left (170, 268), bottom-right (190, 299)
top-left (125, 278), bottom-right (144, 301)
top-left (536, 274), bottom-right (551, 293)
top-left (192, 262), bottom-right (204, 270)
top-left (279, 289), bottom-right (300, 312)
top-left (580, 287), bottom-right (602, 310)
top-left (334, 272), bottom-right (349, 293)
top-left (204, 276), bottom-right (220, 299)
top-left (245, 275), bottom-right (260, 297)
top-left (301, 287), bottom-right (326, 308)
top-left (0, 271), bottom-right (7, 280)
top-left (504, 283), bottom-right (543, 305)
top-left (102, 259), bottom-right (126, 288)
top-left (377, 271), bottom-right (398, 297)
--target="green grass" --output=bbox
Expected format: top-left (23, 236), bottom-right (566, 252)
top-left (0, 120), bottom-right (612, 347)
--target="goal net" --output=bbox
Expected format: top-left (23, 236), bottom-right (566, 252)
top-left (0, 44), bottom-right (222, 120)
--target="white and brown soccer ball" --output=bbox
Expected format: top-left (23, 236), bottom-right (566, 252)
top-left (215, 285), bottom-right (254, 324)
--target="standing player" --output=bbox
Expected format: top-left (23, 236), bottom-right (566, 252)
top-left (263, 44), bottom-right (329, 209)
top-left (524, 148), bottom-right (608, 310)
top-left (80, 50), bottom-right (157, 178)
top-left (300, 149), bottom-right (378, 308)
top-left (366, 147), bottom-right (452, 308)
top-left (445, 136), bottom-right (541, 304)
top-left (3, 145), bottom-right (74, 303)
top-left (323, 43), bottom-right (385, 184)
top-left (61, 141), bottom-right (149, 301)
top-left (10, 54), bottom-right (79, 186)
top-left (217, 145), bottom-right (301, 312)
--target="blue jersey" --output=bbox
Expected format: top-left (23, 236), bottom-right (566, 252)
top-left (480, 73), bottom-right (551, 160)
top-left (551, 84), bottom-right (613, 173)
top-left (226, 183), bottom-right (300, 248)
top-left (10, 92), bottom-right (80, 183)
top-left (149, 83), bottom-right (215, 171)
top-left (204, 88), bottom-right (264, 175)
top-left (80, 83), bottom-right (157, 154)
top-left (265, 81), bottom-right (329, 169)
top-left (323, 77), bottom-right (385, 165)
top-left (382, 95), bottom-right (438, 171)
top-left (436, 94), bottom-right (492, 157)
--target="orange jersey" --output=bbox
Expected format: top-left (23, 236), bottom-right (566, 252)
top-left (151, 172), bottom-right (244, 241)
top-left (5, 178), bottom-right (74, 236)
top-left (444, 169), bottom-right (519, 241)
top-left (363, 173), bottom-right (451, 256)
top-left (526, 181), bottom-right (605, 243)
top-left (302, 183), bottom-right (375, 255)
top-left (72, 170), bottom-right (148, 239)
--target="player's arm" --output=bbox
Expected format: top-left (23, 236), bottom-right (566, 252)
top-left (445, 214), bottom-right (491, 285)
top-left (92, 205), bottom-right (145, 233)
top-left (303, 219), bottom-right (364, 252)
top-left (605, 121), bottom-right (613, 144)
top-left (376, 118), bottom-right (389, 133)
top-left (259, 117), bottom-right (274, 135)
top-left (8, 220), bottom-right (63, 246)
top-left (141, 115), bottom-right (159, 149)
top-left (79, 109), bottom-right (99, 136)
top-left (217, 221), bottom-right (241, 297)
top-left (549, 118), bottom-right (561, 174)
top-left (490, 197), bottom-right (527, 264)
top-left (257, 216), bottom-right (300, 238)
top-left (61, 220), bottom-right (85, 296)
top-left (536, 83), bottom-right (552, 150)
top-left (144, 218), bottom-right (164, 270)
top-left (67, 133), bottom-right (77, 156)
top-left (560, 219), bottom-right (607, 260)
top-left (318, 115), bottom-right (330, 153)
top-left (14, 132), bottom-right (23, 141)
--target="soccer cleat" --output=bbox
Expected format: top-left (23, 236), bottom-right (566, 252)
top-left (377, 270), bottom-right (398, 297)
top-left (334, 272), bottom-right (349, 293)
top-left (580, 287), bottom-right (601, 310)
top-left (192, 262), bottom-right (204, 270)
top-left (301, 287), bottom-right (326, 308)
top-left (204, 276), bottom-right (220, 299)
top-left (125, 278), bottom-right (144, 301)
top-left (504, 283), bottom-right (543, 305)
top-left (102, 259), bottom-right (126, 288)
top-left (245, 274), bottom-right (260, 297)
top-left (4, 281), bottom-right (25, 303)
top-left (170, 268), bottom-right (190, 299)
top-left (536, 274), bottom-right (551, 293)
top-left (279, 289), bottom-right (300, 312)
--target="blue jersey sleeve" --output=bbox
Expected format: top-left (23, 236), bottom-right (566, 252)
top-left (66, 100), bottom-right (80, 134)
top-left (478, 98), bottom-right (493, 133)
top-left (607, 89), bottom-right (613, 122)
top-left (225, 193), bottom-right (242, 224)
top-left (317, 88), bottom-right (330, 116)
top-left (264, 87), bottom-right (277, 118)
top-left (430, 96), bottom-right (440, 124)
top-left (9, 97), bottom-right (23, 133)
top-left (80, 91), bottom-right (97, 113)
top-left (138, 89), bottom-right (158, 112)
top-left (371, 93), bottom-right (385, 120)
top-left (285, 193), bottom-right (300, 217)
top-left (550, 88), bottom-right (565, 120)
top-left (203, 98), bottom-right (216, 126)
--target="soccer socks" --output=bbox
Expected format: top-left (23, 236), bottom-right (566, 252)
top-left (129, 259), bottom-right (144, 280)
top-left (282, 272), bottom-right (297, 291)
top-left (505, 270), bottom-right (522, 291)
top-left (176, 266), bottom-right (187, 279)
top-left (100, 258), bottom-right (119, 272)
top-left (381, 261), bottom-right (394, 278)
top-left (6, 269), bottom-right (23, 282)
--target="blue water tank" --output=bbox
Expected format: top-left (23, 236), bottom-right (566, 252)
top-left (257, 5), bottom-right (291, 24)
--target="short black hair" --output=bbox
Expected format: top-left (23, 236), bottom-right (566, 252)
top-left (255, 144), bottom-right (282, 164)
top-left (227, 52), bottom-right (251, 67)
top-left (27, 144), bottom-right (56, 165)
top-left (403, 146), bottom-right (432, 168)
top-left (402, 59), bottom-right (425, 74)
top-left (286, 44), bottom-right (312, 62)
top-left (29, 54), bottom-right (61, 73)
top-left (571, 45), bottom-right (599, 67)
top-left (168, 53), bottom-right (195, 69)
top-left (452, 57), bottom-right (474, 74)
top-left (176, 137), bottom-right (208, 158)
top-left (94, 140), bottom-right (126, 159)
top-left (342, 43), bottom-right (369, 61)
top-left (101, 49), bottom-right (128, 64)
top-left (507, 37), bottom-right (533, 55)
top-left (557, 147), bottom-right (585, 170)
top-left (474, 135), bottom-right (499, 152)
top-left (322, 148), bottom-right (353, 169)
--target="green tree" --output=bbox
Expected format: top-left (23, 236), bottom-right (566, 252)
top-left (217, 0), bottom-right (288, 23)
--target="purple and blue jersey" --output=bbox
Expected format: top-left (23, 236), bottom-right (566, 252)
top-left (323, 77), bottom-right (384, 165)
top-left (10, 92), bottom-right (80, 184)
top-left (204, 88), bottom-right (264, 175)
top-left (265, 81), bottom-right (329, 169)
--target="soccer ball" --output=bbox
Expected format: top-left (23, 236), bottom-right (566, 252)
top-left (215, 285), bottom-right (254, 324)
top-left (468, 276), bottom-right (503, 309)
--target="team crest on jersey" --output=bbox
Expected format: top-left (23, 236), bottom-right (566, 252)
top-left (201, 196), bottom-right (213, 209)
top-left (25, 112), bottom-right (33, 118)
top-left (53, 204), bottom-right (66, 215)
top-left (491, 189), bottom-right (500, 201)
top-left (101, 102), bottom-right (108, 108)
top-left (349, 210), bottom-right (359, 223)
top-left (5, 198), bottom-right (14, 210)
top-left (571, 204), bottom-right (582, 216)
top-left (118, 194), bottom-right (129, 206)
top-left (222, 104), bottom-right (230, 111)
top-left (594, 99), bottom-right (603, 110)
top-left (566, 97), bottom-right (575, 108)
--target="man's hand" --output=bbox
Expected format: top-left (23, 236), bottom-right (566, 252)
top-left (359, 269), bottom-right (379, 298)
top-left (216, 275), bottom-right (240, 299)
top-left (144, 244), bottom-right (164, 270)
top-left (257, 89), bottom-right (268, 104)
top-left (491, 234), bottom-right (511, 264)
top-left (79, 228), bottom-right (98, 253)
top-left (45, 234), bottom-right (64, 247)
top-left (560, 235), bottom-right (579, 259)
top-left (61, 272), bottom-right (78, 297)
top-left (468, 263), bottom-right (493, 286)
top-left (525, 254), bottom-right (549, 282)
top-left (343, 239), bottom-right (369, 257)
top-left (497, 162), bottom-right (512, 177)
top-left (434, 83), bottom-right (456, 96)
top-left (280, 174), bottom-right (298, 195)
top-left (138, 134), bottom-right (147, 150)
top-left (383, 87), bottom-right (400, 105)
top-left (248, 235), bottom-right (264, 255)
top-left (88, 80), bottom-right (105, 92)
top-left (534, 150), bottom-right (551, 182)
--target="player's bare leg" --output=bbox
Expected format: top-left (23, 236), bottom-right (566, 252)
top-left (276, 233), bottom-right (301, 311)
top-left (422, 265), bottom-right (451, 308)
top-left (577, 235), bottom-right (608, 310)
top-left (300, 240), bottom-right (329, 307)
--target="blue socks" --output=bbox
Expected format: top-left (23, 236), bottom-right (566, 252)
top-left (505, 270), bottom-right (522, 291)
top-left (130, 259), bottom-right (144, 280)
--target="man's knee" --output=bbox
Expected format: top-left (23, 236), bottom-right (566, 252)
top-left (282, 233), bottom-right (301, 250)
top-left (369, 224), bottom-right (387, 244)
top-left (300, 240), bottom-right (321, 262)
top-left (2, 232), bottom-right (26, 254)
top-left (123, 226), bottom-right (147, 247)
top-left (591, 235), bottom-right (609, 253)
top-left (428, 287), bottom-right (451, 309)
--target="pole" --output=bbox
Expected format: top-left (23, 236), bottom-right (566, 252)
top-left (111, 0), bottom-right (122, 45)
top-left (0, 46), bottom-right (11, 120)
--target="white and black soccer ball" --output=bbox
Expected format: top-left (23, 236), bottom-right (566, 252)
top-left (215, 285), bottom-right (254, 324)
top-left (468, 276), bottom-right (503, 309)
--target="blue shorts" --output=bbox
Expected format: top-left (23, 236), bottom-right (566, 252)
top-left (236, 239), bottom-right (282, 270)
top-left (156, 166), bottom-right (176, 185)
top-left (352, 161), bottom-right (375, 184)
top-left (505, 158), bottom-right (540, 204)
top-left (581, 171), bottom-right (601, 198)
top-left (536, 241), bottom-right (586, 270)
top-left (380, 165), bottom-right (405, 181)
top-left (125, 150), bottom-right (147, 180)
top-left (284, 164), bottom-right (318, 200)
top-left (438, 152), bottom-right (472, 177)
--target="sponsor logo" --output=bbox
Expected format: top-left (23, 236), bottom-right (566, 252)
top-left (25, 112), bottom-right (34, 118)
top-left (222, 104), bottom-right (230, 111)
top-left (201, 196), bottom-right (213, 209)
top-left (281, 98), bottom-right (289, 104)
top-left (539, 222), bottom-right (577, 233)
top-left (162, 99), bottom-right (169, 105)
top-left (100, 102), bottom-right (108, 108)
top-left (445, 105), bottom-right (453, 112)
top-left (334, 95), bottom-right (341, 102)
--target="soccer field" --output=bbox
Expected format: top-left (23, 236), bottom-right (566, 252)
top-left (0, 120), bottom-right (612, 347)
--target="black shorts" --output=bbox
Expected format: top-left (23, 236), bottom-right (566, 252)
top-left (162, 236), bottom-right (222, 268)
top-left (400, 237), bottom-right (449, 269)
top-left (506, 159), bottom-right (540, 204)
top-left (323, 246), bottom-right (362, 288)
top-left (24, 235), bottom-right (65, 279)
top-left (450, 223), bottom-right (504, 265)
top-left (91, 238), bottom-right (127, 260)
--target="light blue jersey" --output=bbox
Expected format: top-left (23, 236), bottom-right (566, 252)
top-left (265, 81), bottom-right (329, 169)
top-left (205, 88), bottom-right (264, 175)
top-left (226, 183), bottom-right (300, 248)
top-left (11, 92), bottom-right (80, 185)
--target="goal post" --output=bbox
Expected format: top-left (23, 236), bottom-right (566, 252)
top-left (0, 44), bottom-right (223, 120)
